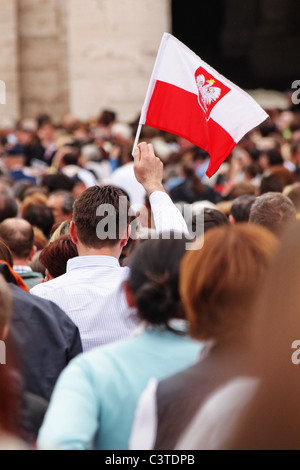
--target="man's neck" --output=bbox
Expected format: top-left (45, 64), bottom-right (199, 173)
top-left (13, 258), bottom-right (29, 266)
top-left (76, 244), bottom-right (121, 259)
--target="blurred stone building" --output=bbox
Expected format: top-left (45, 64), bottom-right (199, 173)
top-left (0, 0), bottom-right (170, 124)
top-left (0, 0), bottom-right (299, 125)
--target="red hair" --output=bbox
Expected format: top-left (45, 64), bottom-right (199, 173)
top-left (39, 235), bottom-right (78, 278)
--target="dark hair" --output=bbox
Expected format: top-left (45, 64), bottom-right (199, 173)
top-left (244, 162), bottom-right (261, 179)
top-left (230, 195), bottom-right (257, 223)
top-left (203, 208), bottom-right (229, 232)
top-left (182, 162), bottom-right (203, 195)
top-left (36, 113), bottom-right (52, 128)
top-left (258, 118), bottom-right (277, 137)
top-left (127, 234), bottom-right (188, 331)
top-left (73, 185), bottom-right (131, 248)
top-left (260, 174), bottom-right (284, 195)
top-left (0, 195), bottom-right (18, 223)
top-left (24, 205), bottom-right (55, 239)
top-left (98, 110), bottom-right (116, 126)
top-left (0, 218), bottom-right (34, 259)
top-left (41, 173), bottom-right (74, 193)
top-left (39, 235), bottom-right (78, 278)
top-left (263, 148), bottom-right (284, 166)
top-left (61, 152), bottom-right (79, 167)
top-left (249, 192), bottom-right (296, 236)
top-left (191, 208), bottom-right (229, 238)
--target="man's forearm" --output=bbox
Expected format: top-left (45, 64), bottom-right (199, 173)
top-left (149, 191), bottom-right (189, 235)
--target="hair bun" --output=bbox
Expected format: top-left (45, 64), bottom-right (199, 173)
top-left (135, 275), bottom-right (176, 325)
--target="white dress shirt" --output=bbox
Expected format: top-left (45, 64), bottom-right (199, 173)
top-left (30, 191), bottom-right (189, 352)
top-left (30, 255), bottom-right (136, 352)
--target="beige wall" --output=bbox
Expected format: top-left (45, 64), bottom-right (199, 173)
top-left (67, 0), bottom-right (171, 122)
top-left (18, 0), bottom-right (70, 122)
top-left (0, 0), bottom-right (20, 125)
top-left (0, 0), bottom-right (171, 125)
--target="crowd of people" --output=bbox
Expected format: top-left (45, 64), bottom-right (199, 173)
top-left (0, 100), bottom-right (300, 450)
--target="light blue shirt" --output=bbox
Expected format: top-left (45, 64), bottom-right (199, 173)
top-left (38, 327), bottom-right (202, 450)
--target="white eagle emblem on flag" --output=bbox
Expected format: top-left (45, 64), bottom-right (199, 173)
top-left (196, 73), bottom-right (221, 117)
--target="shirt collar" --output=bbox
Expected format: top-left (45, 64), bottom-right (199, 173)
top-left (13, 265), bottom-right (33, 273)
top-left (67, 255), bottom-right (120, 272)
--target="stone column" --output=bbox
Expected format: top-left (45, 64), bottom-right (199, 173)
top-left (18, 0), bottom-right (69, 122)
top-left (0, 0), bottom-right (20, 125)
top-left (67, 0), bottom-right (171, 122)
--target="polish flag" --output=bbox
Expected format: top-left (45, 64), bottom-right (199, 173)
top-left (135, 33), bottom-right (268, 178)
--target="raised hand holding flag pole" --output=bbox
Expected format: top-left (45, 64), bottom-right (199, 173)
top-left (133, 33), bottom-right (268, 178)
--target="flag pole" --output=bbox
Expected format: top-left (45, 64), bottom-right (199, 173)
top-left (132, 33), bottom-right (170, 157)
top-left (132, 122), bottom-right (143, 155)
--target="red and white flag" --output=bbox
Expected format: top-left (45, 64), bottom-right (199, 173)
top-left (135, 33), bottom-right (268, 178)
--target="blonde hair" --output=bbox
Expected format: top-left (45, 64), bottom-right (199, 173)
top-left (180, 224), bottom-right (278, 342)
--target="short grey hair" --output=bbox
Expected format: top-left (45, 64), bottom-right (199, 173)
top-left (249, 192), bottom-right (296, 236)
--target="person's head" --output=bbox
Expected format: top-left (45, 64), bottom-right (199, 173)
top-left (49, 219), bottom-right (71, 242)
top-left (41, 173), bottom-right (74, 194)
top-left (249, 192), bottom-right (296, 236)
top-left (180, 224), bottom-right (278, 343)
top-left (71, 185), bottom-right (131, 256)
top-left (0, 194), bottom-right (18, 223)
top-left (97, 109), bottom-right (116, 127)
top-left (46, 190), bottom-right (75, 225)
top-left (229, 195), bottom-right (257, 224)
top-left (0, 218), bottom-right (35, 262)
top-left (258, 148), bottom-right (284, 170)
top-left (32, 226), bottom-right (48, 251)
top-left (3, 145), bottom-right (26, 171)
top-left (24, 205), bottom-right (55, 239)
top-left (21, 192), bottom-right (48, 219)
top-left (284, 182), bottom-right (300, 214)
top-left (39, 235), bottom-right (78, 281)
top-left (124, 234), bottom-right (188, 331)
top-left (225, 182), bottom-right (257, 201)
top-left (191, 208), bottom-right (229, 237)
top-left (259, 174), bottom-right (284, 195)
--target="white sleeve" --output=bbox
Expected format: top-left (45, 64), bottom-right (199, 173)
top-left (149, 191), bottom-right (189, 235)
top-left (129, 378), bottom-right (158, 450)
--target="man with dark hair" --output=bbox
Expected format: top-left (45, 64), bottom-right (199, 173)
top-left (0, 194), bottom-right (18, 223)
top-left (31, 143), bottom-right (188, 352)
top-left (229, 195), bottom-right (257, 224)
top-left (41, 173), bottom-right (74, 193)
top-left (190, 207), bottom-right (229, 238)
top-left (0, 218), bottom-right (43, 288)
top-left (249, 192), bottom-right (296, 236)
top-left (259, 174), bottom-right (284, 195)
top-left (47, 190), bottom-right (75, 225)
top-left (24, 205), bottom-right (55, 239)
